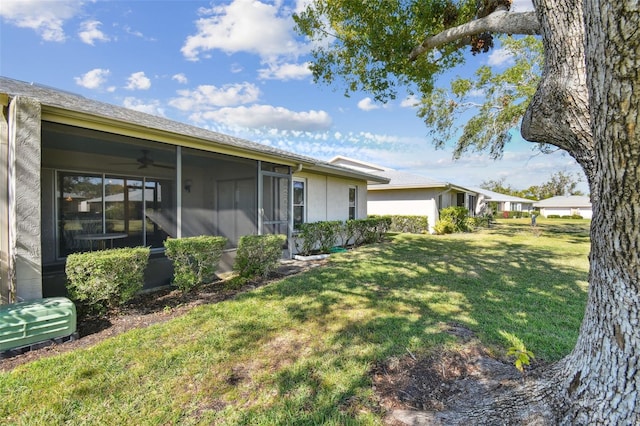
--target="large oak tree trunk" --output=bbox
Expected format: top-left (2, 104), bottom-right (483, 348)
top-left (521, 0), bottom-right (639, 423)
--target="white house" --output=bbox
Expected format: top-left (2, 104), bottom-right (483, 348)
top-left (0, 77), bottom-right (387, 303)
top-left (534, 195), bottom-right (593, 219)
top-left (329, 156), bottom-right (481, 233)
top-left (470, 187), bottom-right (535, 217)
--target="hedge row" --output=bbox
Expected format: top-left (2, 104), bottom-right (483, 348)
top-left (294, 217), bottom-right (391, 256)
top-left (547, 214), bottom-right (584, 219)
top-left (65, 234), bottom-right (287, 313)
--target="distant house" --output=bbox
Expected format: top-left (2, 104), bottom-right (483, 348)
top-left (329, 156), bottom-right (481, 234)
top-left (0, 77), bottom-right (387, 303)
top-left (534, 195), bottom-right (593, 219)
top-left (471, 187), bottom-right (535, 217)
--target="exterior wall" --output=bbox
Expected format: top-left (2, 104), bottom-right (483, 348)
top-left (540, 207), bottom-right (593, 219)
top-left (7, 97), bottom-right (43, 302)
top-left (0, 96), bottom-right (8, 304)
top-left (297, 171), bottom-right (367, 223)
top-left (367, 188), bottom-right (438, 233)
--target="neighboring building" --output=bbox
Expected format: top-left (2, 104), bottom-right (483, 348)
top-left (0, 77), bottom-right (387, 303)
top-left (534, 195), bottom-right (593, 219)
top-left (471, 187), bottom-right (535, 216)
top-left (329, 156), bottom-right (481, 234)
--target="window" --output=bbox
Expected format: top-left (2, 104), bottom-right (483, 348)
top-left (348, 186), bottom-right (357, 220)
top-left (58, 172), bottom-right (172, 256)
top-left (467, 194), bottom-right (477, 216)
top-left (293, 179), bottom-right (306, 227)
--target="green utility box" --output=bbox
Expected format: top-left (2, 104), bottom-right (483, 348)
top-left (0, 297), bottom-right (77, 352)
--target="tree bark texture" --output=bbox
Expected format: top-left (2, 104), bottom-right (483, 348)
top-left (520, 0), bottom-right (595, 190)
top-left (405, 0), bottom-right (639, 421)
top-left (408, 9), bottom-right (540, 61)
top-left (551, 0), bottom-right (640, 423)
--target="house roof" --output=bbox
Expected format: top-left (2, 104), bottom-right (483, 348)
top-left (470, 187), bottom-right (535, 204)
top-left (329, 156), bottom-right (475, 193)
top-left (534, 195), bottom-right (592, 208)
top-left (0, 76), bottom-right (388, 184)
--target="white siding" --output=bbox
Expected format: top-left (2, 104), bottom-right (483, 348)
top-left (367, 189), bottom-right (438, 233)
top-left (540, 207), bottom-right (593, 219)
top-left (296, 171), bottom-right (368, 223)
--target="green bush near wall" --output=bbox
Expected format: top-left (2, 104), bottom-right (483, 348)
top-left (234, 234), bottom-right (287, 279)
top-left (66, 247), bottom-right (150, 313)
top-left (386, 215), bottom-right (429, 234)
top-left (294, 217), bottom-right (391, 255)
top-left (164, 236), bottom-right (227, 293)
top-left (434, 206), bottom-right (471, 235)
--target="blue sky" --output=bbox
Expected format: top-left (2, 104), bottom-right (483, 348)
top-left (0, 0), bottom-right (588, 193)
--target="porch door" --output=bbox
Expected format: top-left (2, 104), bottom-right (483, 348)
top-left (217, 178), bottom-right (256, 247)
top-left (261, 173), bottom-right (290, 235)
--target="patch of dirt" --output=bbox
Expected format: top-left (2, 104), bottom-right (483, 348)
top-left (373, 323), bottom-right (546, 425)
top-left (0, 259), bottom-right (326, 372)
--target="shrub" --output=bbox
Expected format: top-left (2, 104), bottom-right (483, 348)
top-left (316, 221), bottom-right (342, 253)
top-left (388, 215), bottom-right (429, 234)
top-left (295, 222), bottom-right (324, 255)
top-left (547, 214), bottom-right (562, 219)
top-left (66, 247), bottom-right (150, 313)
top-left (434, 217), bottom-right (455, 235)
top-left (234, 234), bottom-right (286, 279)
top-left (436, 206), bottom-right (470, 234)
top-left (359, 217), bottom-right (391, 244)
top-left (294, 218), bottom-right (391, 254)
top-left (472, 214), bottom-right (494, 229)
top-left (164, 236), bottom-right (227, 292)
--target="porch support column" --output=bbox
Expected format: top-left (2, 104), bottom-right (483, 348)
top-left (0, 94), bottom-right (9, 304)
top-left (8, 96), bottom-right (42, 301)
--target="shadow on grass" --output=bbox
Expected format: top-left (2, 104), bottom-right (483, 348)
top-left (220, 225), bottom-right (589, 423)
top-left (1, 222), bottom-right (590, 425)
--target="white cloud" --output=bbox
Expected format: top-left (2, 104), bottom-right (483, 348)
top-left (74, 68), bottom-right (110, 89)
top-left (487, 48), bottom-right (515, 67)
top-left (357, 97), bottom-right (380, 111)
top-left (78, 20), bottom-right (109, 45)
top-left (181, 0), bottom-right (306, 62)
top-left (169, 83), bottom-right (261, 110)
top-left (172, 73), bottom-right (188, 84)
top-left (258, 62), bottom-right (312, 80)
top-left (400, 95), bottom-right (420, 108)
top-left (122, 97), bottom-right (165, 116)
top-left (125, 71), bottom-right (151, 90)
top-left (197, 105), bottom-right (331, 132)
top-left (0, 0), bottom-right (83, 42)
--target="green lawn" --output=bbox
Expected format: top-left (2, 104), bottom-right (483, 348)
top-left (0, 219), bottom-right (590, 425)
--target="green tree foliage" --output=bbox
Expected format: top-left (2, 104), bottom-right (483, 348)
top-left (418, 35), bottom-right (544, 158)
top-left (294, 0), bottom-right (478, 102)
top-left (294, 1), bottom-right (541, 157)
top-left (480, 176), bottom-right (520, 196)
top-left (481, 171), bottom-right (585, 200)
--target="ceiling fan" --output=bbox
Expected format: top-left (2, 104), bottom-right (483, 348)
top-left (116, 149), bottom-right (175, 169)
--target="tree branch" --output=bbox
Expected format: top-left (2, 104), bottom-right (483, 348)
top-left (409, 10), bottom-right (540, 61)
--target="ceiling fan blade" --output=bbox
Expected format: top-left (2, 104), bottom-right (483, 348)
top-left (151, 163), bottom-right (175, 169)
